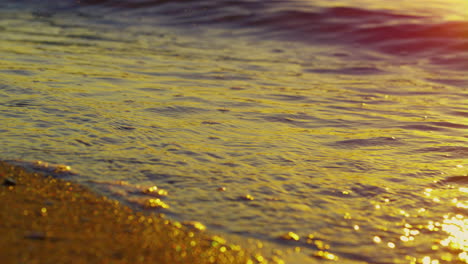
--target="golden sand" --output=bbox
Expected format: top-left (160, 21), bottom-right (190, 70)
top-left (0, 161), bottom-right (265, 264)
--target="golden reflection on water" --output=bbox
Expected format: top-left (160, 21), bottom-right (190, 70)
top-left (309, 0), bottom-right (468, 20)
top-left (415, 184), bottom-right (468, 264)
top-left (440, 215), bottom-right (468, 263)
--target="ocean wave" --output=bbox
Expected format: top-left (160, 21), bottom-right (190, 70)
top-left (6, 0), bottom-right (467, 66)
top-left (71, 0), bottom-right (468, 68)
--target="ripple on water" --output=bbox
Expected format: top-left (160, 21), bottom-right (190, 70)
top-left (449, 111), bottom-right (468, 118)
top-left (2, 99), bottom-right (39, 107)
top-left (399, 124), bottom-right (449, 132)
top-left (306, 66), bottom-right (384, 75)
top-left (435, 175), bottom-right (468, 185)
top-left (144, 106), bottom-right (207, 117)
top-left (430, 121), bottom-right (468, 130)
top-left (330, 136), bottom-right (402, 149)
top-left (416, 146), bottom-right (468, 159)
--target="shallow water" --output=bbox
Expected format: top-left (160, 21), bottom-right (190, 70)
top-left (1, 0), bottom-right (467, 263)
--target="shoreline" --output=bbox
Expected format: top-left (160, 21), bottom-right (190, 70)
top-left (0, 161), bottom-right (282, 264)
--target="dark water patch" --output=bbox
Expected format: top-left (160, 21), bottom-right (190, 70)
top-left (75, 139), bottom-right (92, 146)
top-left (66, 116), bottom-right (97, 124)
top-left (221, 162), bottom-right (241, 168)
top-left (265, 94), bottom-right (309, 102)
top-left (229, 87), bottom-right (246, 91)
top-left (436, 175), bottom-right (468, 185)
top-left (384, 177), bottom-right (407, 183)
top-left (201, 121), bottom-right (222, 125)
top-left (324, 160), bottom-right (377, 173)
top-left (449, 111), bottom-right (468, 118)
top-left (13, 38), bottom-right (97, 48)
top-left (115, 125), bottom-right (136, 131)
top-left (267, 155), bottom-right (295, 165)
top-left (416, 146), bottom-right (468, 159)
top-left (399, 124), bottom-right (448, 132)
top-left (40, 107), bottom-right (76, 117)
top-left (0, 69), bottom-right (35, 76)
top-left (137, 87), bottom-right (167, 92)
top-left (429, 55), bottom-right (468, 71)
top-left (111, 121), bottom-right (137, 131)
top-left (263, 115), bottom-right (310, 128)
top-left (205, 152), bottom-right (224, 159)
top-left (62, 33), bottom-right (126, 44)
top-left (430, 121), bottom-right (468, 130)
top-left (141, 170), bottom-right (198, 186)
top-left (95, 157), bottom-right (151, 171)
top-left (260, 112), bottom-right (327, 128)
top-left (99, 136), bottom-right (122, 144)
top-left (356, 96), bottom-right (397, 106)
top-left (1, 99), bottom-right (38, 107)
top-left (79, 0), bottom-right (206, 9)
top-left (168, 149), bottom-right (201, 157)
top-left (347, 86), bottom-right (447, 97)
top-left (171, 96), bottom-right (212, 104)
top-left (0, 112), bottom-right (26, 118)
top-left (306, 66), bottom-right (384, 75)
top-left (350, 183), bottom-right (387, 198)
top-left (34, 120), bottom-right (59, 128)
top-left (160, 142), bottom-right (183, 150)
top-left (426, 78), bottom-right (468, 88)
top-left (331, 137), bottom-right (402, 149)
top-left (144, 105), bottom-right (206, 116)
top-left (430, 175), bottom-right (468, 190)
top-left (387, 90), bottom-right (447, 96)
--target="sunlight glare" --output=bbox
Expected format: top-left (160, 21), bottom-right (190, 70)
top-left (440, 214), bottom-right (468, 263)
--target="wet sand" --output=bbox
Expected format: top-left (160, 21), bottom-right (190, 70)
top-left (0, 161), bottom-right (273, 264)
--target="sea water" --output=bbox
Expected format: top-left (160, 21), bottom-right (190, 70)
top-left (1, 0), bottom-right (467, 263)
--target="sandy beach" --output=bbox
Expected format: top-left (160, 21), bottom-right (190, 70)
top-left (0, 161), bottom-right (274, 264)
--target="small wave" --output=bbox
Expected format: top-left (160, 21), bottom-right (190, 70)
top-left (450, 111), bottom-right (468, 118)
top-left (417, 146), bottom-right (468, 159)
top-left (350, 183), bottom-right (388, 198)
top-left (331, 137), bottom-right (402, 149)
top-left (5, 159), bottom-right (76, 177)
top-left (431, 175), bottom-right (468, 188)
top-left (426, 78), bottom-right (468, 88)
top-left (399, 124), bottom-right (448, 132)
top-left (79, 0), bottom-right (197, 9)
top-left (306, 66), bottom-right (384, 75)
top-left (400, 121), bottom-right (468, 133)
top-left (1, 99), bottom-right (39, 107)
top-left (263, 8), bottom-right (468, 66)
top-left (144, 105), bottom-right (207, 117)
top-left (431, 121), bottom-right (468, 129)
